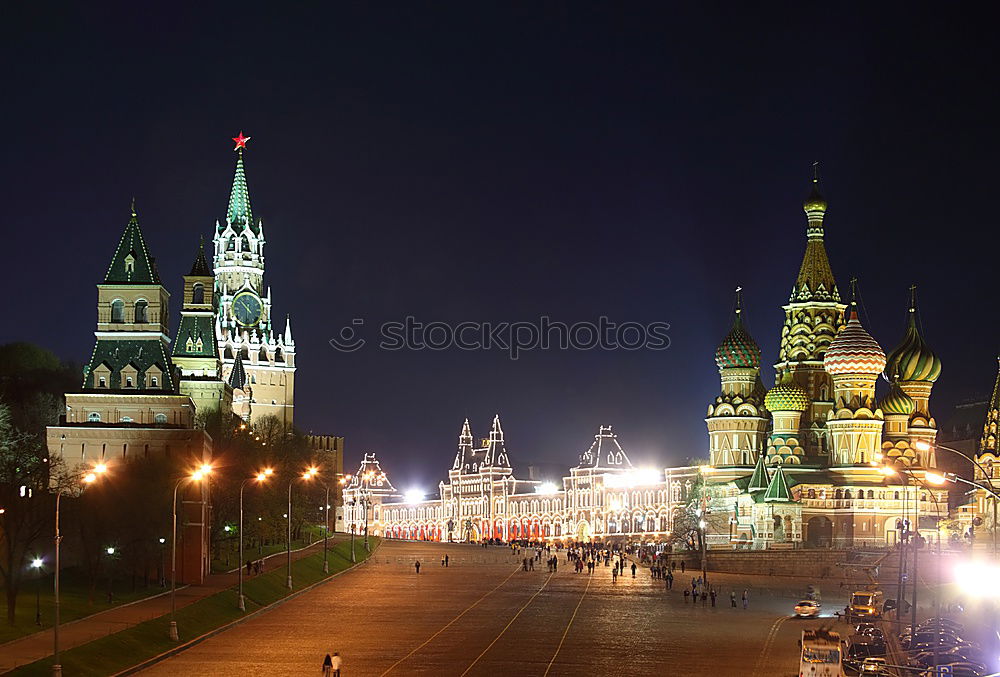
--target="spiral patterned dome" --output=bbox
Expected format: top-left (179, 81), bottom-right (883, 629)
top-left (885, 312), bottom-right (942, 383)
top-left (764, 374), bottom-right (810, 412)
top-left (715, 311), bottom-right (761, 370)
top-left (879, 380), bottom-right (916, 416)
top-left (824, 310), bottom-right (887, 376)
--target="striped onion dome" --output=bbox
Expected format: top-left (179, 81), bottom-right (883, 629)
top-left (885, 309), bottom-right (942, 383)
top-left (764, 373), bottom-right (810, 412)
top-left (879, 380), bottom-right (916, 416)
top-left (715, 309), bottom-right (761, 370)
top-left (824, 309), bottom-right (886, 376)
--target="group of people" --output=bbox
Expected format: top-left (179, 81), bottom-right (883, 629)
top-left (244, 558), bottom-right (266, 576)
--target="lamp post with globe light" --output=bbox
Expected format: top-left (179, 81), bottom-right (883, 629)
top-left (239, 468), bottom-right (273, 611)
top-left (53, 461), bottom-right (108, 676)
top-left (30, 557), bottom-right (43, 625)
top-left (287, 467), bottom-right (319, 590)
top-left (169, 464), bottom-right (212, 641)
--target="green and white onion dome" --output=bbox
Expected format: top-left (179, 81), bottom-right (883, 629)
top-left (715, 311), bottom-right (761, 370)
top-left (879, 380), bottom-right (916, 416)
top-left (764, 374), bottom-right (810, 412)
top-left (824, 310), bottom-right (886, 376)
top-left (885, 315), bottom-right (942, 383)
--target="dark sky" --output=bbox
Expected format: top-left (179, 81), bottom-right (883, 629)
top-left (2, 3), bottom-right (997, 492)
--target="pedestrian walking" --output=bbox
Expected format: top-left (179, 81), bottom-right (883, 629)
top-left (730, 591), bottom-right (737, 608)
top-left (612, 567), bottom-right (618, 583)
top-left (680, 561), bottom-right (685, 573)
top-left (331, 652), bottom-right (342, 677)
top-left (742, 589), bottom-right (749, 609)
top-left (710, 589), bottom-right (717, 607)
top-left (701, 591), bottom-right (707, 606)
top-left (631, 562), bottom-right (637, 578)
top-left (246, 560), bottom-right (252, 576)
top-left (415, 560), bottom-right (421, 574)
top-left (322, 653), bottom-right (333, 677)
top-left (445, 554), bottom-right (449, 567)
top-left (441, 556), bottom-right (446, 567)
top-left (684, 589), bottom-right (690, 603)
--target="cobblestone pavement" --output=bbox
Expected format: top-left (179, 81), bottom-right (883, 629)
top-left (140, 540), bottom-right (852, 676)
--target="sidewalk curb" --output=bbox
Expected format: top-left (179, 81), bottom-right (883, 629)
top-left (112, 541), bottom-right (382, 676)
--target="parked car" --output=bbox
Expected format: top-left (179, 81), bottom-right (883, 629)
top-left (794, 599), bottom-right (821, 617)
top-left (859, 657), bottom-right (890, 674)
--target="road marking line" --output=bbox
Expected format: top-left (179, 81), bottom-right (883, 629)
top-left (459, 572), bottom-right (555, 676)
top-left (379, 565), bottom-right (521, 676)
top-left (752, 615), bottom-right (788, 677)
top-left (543, 574), bottom-right (592, 676)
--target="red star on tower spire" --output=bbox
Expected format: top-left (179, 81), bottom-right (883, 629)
top-left (232, 131), bottom-right (251, 151)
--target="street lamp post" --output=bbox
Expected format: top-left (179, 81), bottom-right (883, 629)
top-left (170, 465), bottom-right (211, 641)
top-left (287, 467), bottom-right (319, 591)
top-left (31, 557), bottom-right (43, 625)
top-left (105, 547), bottom-right (115, 604)
top-left (53, 462), bottom-right (107, 676)
top-left (239, 468), bottom-right (273, 611)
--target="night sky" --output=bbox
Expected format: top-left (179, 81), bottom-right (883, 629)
top-left (3, 4), bottom-right (997, 491)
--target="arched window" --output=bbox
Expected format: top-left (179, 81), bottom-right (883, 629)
top-left (154, 413), bottom-right (167, 424)
top-left (192, 283), bottom-right (204, 304)
top-left (134, 300), bottom-right (148, 323)
top-left (125, 376), bottom-right (134, 388)
top-left (111, 299), bottom-right (125, 323)
top-left (240, 346), bottom-right (249, 361)
top-left (835, 489), bottom-right (843, 499)
top-left (844, 490), bottom-right (852, 500)
top-left (807, 488), bottom-right (816, 499)
top-left (120, 416), bottom-right (133, 423)
top-left (894, 491), bottom-right (900, 500)
top-left (867, 490), bottom-right (874, 499)
top-left (88, 412), bottom-right (101, 422)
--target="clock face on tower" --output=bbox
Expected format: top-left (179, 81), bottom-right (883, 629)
top-left (232, 291), bottom-right (263, 327)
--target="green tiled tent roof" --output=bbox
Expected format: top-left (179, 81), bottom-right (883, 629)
top-left (763, 465), bottom-right (795, 502)
top-left (228, 353), bottom-right (248, 391)
top-left (189, 238), bottom-right (213, 277)
top-left (84, 338), bottom-right (177, 392)
top-left (172, 315), bottom-right (218, 358)
top-left (747, 453), bottom-right (770, 492)
top-left (225, 150), bottom-right (257, 234)
top-left (104, 208), bottom-right (161, 285)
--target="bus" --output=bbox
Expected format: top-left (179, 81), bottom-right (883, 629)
top-left (849, 590), bottom-right (884, 621)
top-left (799, 629), bottom-right (843, 677)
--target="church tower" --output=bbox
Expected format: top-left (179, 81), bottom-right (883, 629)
top-left (213, 133), bottom-right (296, 426)
top-left (884, 287), bottom-right (942, 466)
top-left (84, 201), bottom-right (177, 396)
top-left (706, 288), bottom-right (769, 469)
top-left (823, 289), bottom-right (887, 468)
top-left (774, 169), bottom-right (847, 459)
top-left (172, 238), bottom-right (233, 418)
top-left (976, 358), bottom-right (1000, 481)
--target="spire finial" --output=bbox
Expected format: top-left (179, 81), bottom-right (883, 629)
top-left (130, 196), bottom-right (136, 218)
top-left (849, 277), bottom-right (859, 312)
top-left (812, 160), bottom-right (820, 183)
top-left (232, 131), bottom-right (251, 151)
top-left (735, 285), bottom-right (743, 315)
top-left (909, 284), bottom-right (917, 312)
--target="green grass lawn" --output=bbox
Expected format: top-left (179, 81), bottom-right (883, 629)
top-left (9, 538), bottom-right (378, 676)
top-left (1, 568), bottom-right (168, 644)
top-left (209, 525), bottom-right (330, 573)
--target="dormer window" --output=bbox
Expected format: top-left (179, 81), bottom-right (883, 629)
top-left (195, 337), bottom-right (203, 351)
top-left (125, 376), bottom-right (134, 388)
top-left (88, 412), bottom-right (101, 422)
top-left (124, 253), bottom-right (135, 275)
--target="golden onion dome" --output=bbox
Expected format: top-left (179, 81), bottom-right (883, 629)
top-left (764, 373), bottom-right (810, 412)
top-left (802, 177), bottom-right (827, 214)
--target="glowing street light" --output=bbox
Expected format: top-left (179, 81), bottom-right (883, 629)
top-left (31, 557), bottom-right (43, 626)
top-left (534, 482), bottom-right (558, 495)
top-left (405, 488), bottom-right (425, 503)
top-left (169, 465), bottom-right (211, 641)
top-left (301, 468), bottom-right (333, 574)
top-left (238, 468), bottom-right (273, 611)
top-left (53, 461), bottom-right (108, 675)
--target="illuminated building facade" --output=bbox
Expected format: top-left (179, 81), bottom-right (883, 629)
top-left (344, 419), bottom-right (699, 543)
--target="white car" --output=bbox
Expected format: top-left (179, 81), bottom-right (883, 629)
top-left (860, 657), bottom-right (889, 674)
top-left (794, 599), bottom-right (822, 617)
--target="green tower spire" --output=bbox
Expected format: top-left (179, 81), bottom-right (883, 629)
top-left (747, 452), bottom-right (770, 492)
top-left (227, 149), bottom-right (254, 231)
top-left (104, 200), bottom-right (160, 284)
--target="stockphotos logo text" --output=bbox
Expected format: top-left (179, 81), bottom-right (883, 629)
top-left (328, 316), bottom-right (670, 360)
